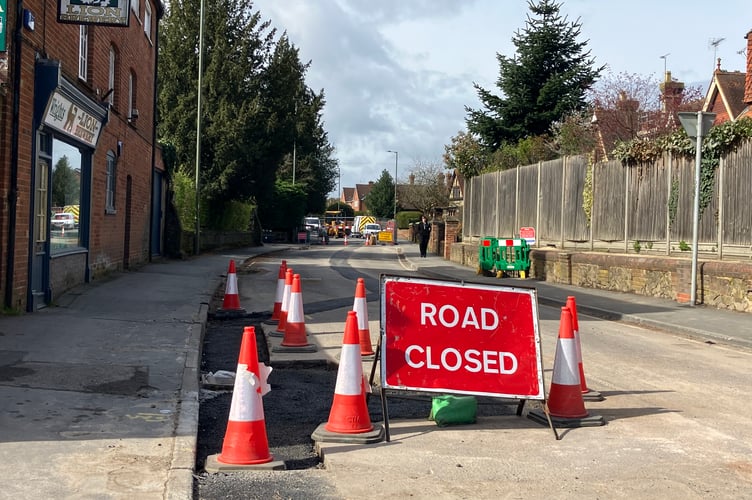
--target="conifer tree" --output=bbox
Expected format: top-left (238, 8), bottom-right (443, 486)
top-left (466, 0), bottom-right (603, 151)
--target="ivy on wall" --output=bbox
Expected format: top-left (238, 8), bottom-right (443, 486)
top-left (582, 154), bottom-right (594, 226)
top-left (612, 117), bottom-right (752, 217)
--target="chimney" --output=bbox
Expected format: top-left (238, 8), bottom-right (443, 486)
top-left (409, 174), bottom-right (415, 185)
top-left (659, 70), bottom-right (684, 113)
top-left (745, 30), bottom-right (752, 105)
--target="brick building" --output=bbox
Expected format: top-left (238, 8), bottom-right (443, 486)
top-left (0, 0), bottom-right (164, 312)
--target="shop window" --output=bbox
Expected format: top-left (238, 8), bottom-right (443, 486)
top-left (51, 139), bottom-right (83, 253)
top-left (106, 151), bottom-right (117, 213)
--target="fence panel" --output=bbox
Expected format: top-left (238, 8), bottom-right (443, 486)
top-left (497, 171), bottom-right (517, 236)
top-left (538, 158), bottom-right (564, 241)
top-left (628, 158), bottom-right (669, 242)
top-left (518, 163), bottom-right (539, 230)
top-left (591, 160), bottom-right (625, 241)
top-left (563, 156), bottom-right (589, 241)
top-left (723, 140), bottom-right (752, 245)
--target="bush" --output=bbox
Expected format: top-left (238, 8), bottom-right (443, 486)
top-left (398, 211), bottom-right (422, 229)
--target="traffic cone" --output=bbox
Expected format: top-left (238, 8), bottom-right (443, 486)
top-left (217, 260), bottom-right (246, 317)
top-left (528, 307), bottom-right (604, 428)
top-left (271, 268), bottom-right (293, 337)
top-left (270, 260), bottom-right (287, 321)
top-left (352, 278), bottom-right (374, 356)
top-left (566, 296), bottom-right (603, 401)
top-left (344, 234), bottom-right (348, 246)
top-left (205, 327), bottom-right (285, 472)
top-left (274, 274), bottom-right (317, 352)
top-left (311, 311), bottom-right (384, 444)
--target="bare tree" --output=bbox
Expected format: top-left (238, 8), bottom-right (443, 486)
top-left (400, 161), bottom-right (450, 216)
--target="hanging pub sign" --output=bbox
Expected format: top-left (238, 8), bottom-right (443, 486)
top-left (57, 0), bottom-right (130, 27)
top-left (43, 90), bottom-right (104, 148)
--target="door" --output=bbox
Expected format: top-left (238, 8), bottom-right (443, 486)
top-left (30, 157), bottom-right (51, 310)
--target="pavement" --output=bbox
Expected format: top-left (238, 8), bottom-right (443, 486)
top-left (1, 241), bottom-right (750, 499)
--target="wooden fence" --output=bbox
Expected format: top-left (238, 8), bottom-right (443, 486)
top-left (463, 139), bottom-right (752, 259)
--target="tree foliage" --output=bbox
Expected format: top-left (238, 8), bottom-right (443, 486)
top-left (158, 1), bottom-right (338, 230)
top-left (367, 169), bottom-right (396, 219)
top-left (443, 131), bottom-right (489, 179)
top-left (465, 0), bottom-right (603, 151)
top-left (51, 156), bottom-right (79, 207)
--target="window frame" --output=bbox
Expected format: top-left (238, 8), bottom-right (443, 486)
top-left (78, 25), bottom-right (88, 81)
top-left (105, 150), bottom-right (117, 213)
top-left (108, 45), bottom-right (116, 109)
top-left (144, 1), bottom-right (152, 42)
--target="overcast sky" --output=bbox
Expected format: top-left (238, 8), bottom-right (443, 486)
top-left (252, 0), bottom-right (751, 196)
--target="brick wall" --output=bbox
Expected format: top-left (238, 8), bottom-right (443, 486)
top-left (1, 0), bottom-right (160, 308)
top-left (448, 243), bottom-right (752, 313)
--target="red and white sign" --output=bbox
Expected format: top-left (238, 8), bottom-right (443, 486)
top-left (520, 226), bottom-right (536, 245)
top-left (380, 276), bottom-right (544, 399)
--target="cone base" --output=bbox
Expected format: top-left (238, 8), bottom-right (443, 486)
top-left (267, 330), bottom-right (284, 337)
top-left (205, 454), bottom-right (286, 473)
top-left (527, 409), bottom-right (605, 428)
top-left (582, 389), bottom-right (605, 402)
top-left (311, 422), bottom-right (385, 444)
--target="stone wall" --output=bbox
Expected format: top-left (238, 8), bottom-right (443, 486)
top-left (449, 243), bottom-right (752, 313)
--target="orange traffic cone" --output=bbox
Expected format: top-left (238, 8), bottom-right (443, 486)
top-left (352, 278), bottom-right (374, 356)
top-left (566, 296), bottom-right (603, 401)
top-left (271, 268), bottom-right (293, 337)
top-left (205, 327), bottom-right (284, 472)
top-left (311, 311), bottom-right (384, 444)
top-left (529, 307), bottom-right (603, 428)
top-left (274, 274), bottom-right (317, 352)
top-left (270, 260), bottom-right (287, 321)
top-left (217, 260), bottom-right (246, 317)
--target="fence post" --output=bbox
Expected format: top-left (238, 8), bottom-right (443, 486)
top-left (718, 155), bottom-right (724, 260)
top-left (666, 152), bottom-right (672, 256)
top-left (560, 157), bottom-right (566, 248)
top-left (536, 161), bottom-right (542, 248)
top-left (624, 165), bottom-right (630, 253)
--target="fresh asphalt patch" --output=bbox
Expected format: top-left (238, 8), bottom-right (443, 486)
top-left (195, 315), bottom-right (520, 499)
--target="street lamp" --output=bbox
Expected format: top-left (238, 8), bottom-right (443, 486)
top-left (194, 0), bottom-right (206, 256)
top-left (387, 150), bottom-right (398, 244)
top-left (678, 111), bottom-right (716, 307)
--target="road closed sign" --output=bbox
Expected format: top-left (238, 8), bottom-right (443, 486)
top-left (380, 275), bottom-right (544, 399)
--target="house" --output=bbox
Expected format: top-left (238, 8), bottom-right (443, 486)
top-left (702, 61), bottom-right (747, 124)
top-left (341, 182), bottom-right (375, 212)
top-left (0, 0), bottom-right (164, 312)
top-left (702, 30), bottom-right (752, 122)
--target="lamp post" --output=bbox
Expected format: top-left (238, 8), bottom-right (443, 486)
top-left (387, 150), bottom-right (398, 244)
top-left (677, 111), bottom-right (716, 306)
top-left (194, 0), bottom-right (206, 256)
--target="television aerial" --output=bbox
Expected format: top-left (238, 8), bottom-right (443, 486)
top-left (709, 37), bottom-right (726, 68)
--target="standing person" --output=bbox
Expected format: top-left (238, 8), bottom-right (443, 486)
top-left (417, 215), bottom-right (431, 258)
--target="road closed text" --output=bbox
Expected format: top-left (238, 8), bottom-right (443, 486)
top-left (382, 277), bottom-right (544, 399)
top-left (405, 345), bottom-right (518, 374)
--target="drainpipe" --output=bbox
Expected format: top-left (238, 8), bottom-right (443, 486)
top-left (5, 0), bottom-right (23, 309)
top-left (148, 5), bottom-right (162, 262)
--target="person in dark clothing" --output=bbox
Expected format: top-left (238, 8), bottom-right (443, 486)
top-left (417, 215), bottom-right (431, 257)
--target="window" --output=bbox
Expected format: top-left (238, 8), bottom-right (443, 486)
top-left (51, 139), bottom-right (83, 252)
top-left (106, 151), bottom-right (117, 213)
top-left (108, 45), bottom-right (116, 109)
top-left (131, 0), bottom-right (140, 19)
top-left (144, 1), bottom-right (152, 41)
top-left (128, 71), bottom-right (137, 122)
top-left (78, 26), bottom-right (88, 81)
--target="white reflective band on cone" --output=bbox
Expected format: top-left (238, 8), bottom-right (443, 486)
top-left (334, 344), bottom-right (363, 395)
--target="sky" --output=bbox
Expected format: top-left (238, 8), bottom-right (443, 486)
top-left (252, 0), bottom-right (751, 197)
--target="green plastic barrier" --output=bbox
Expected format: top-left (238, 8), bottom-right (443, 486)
top-left (493, 238), bottom-right (531, 278)
top-left (477, 237), bottom-right (498, 275)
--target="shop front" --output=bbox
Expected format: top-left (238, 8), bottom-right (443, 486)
top-left (29, 59), bottom-right (108, 310)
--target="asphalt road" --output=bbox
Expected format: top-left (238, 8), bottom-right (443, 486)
top-left (193, 243), bottom-right (752, 499)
